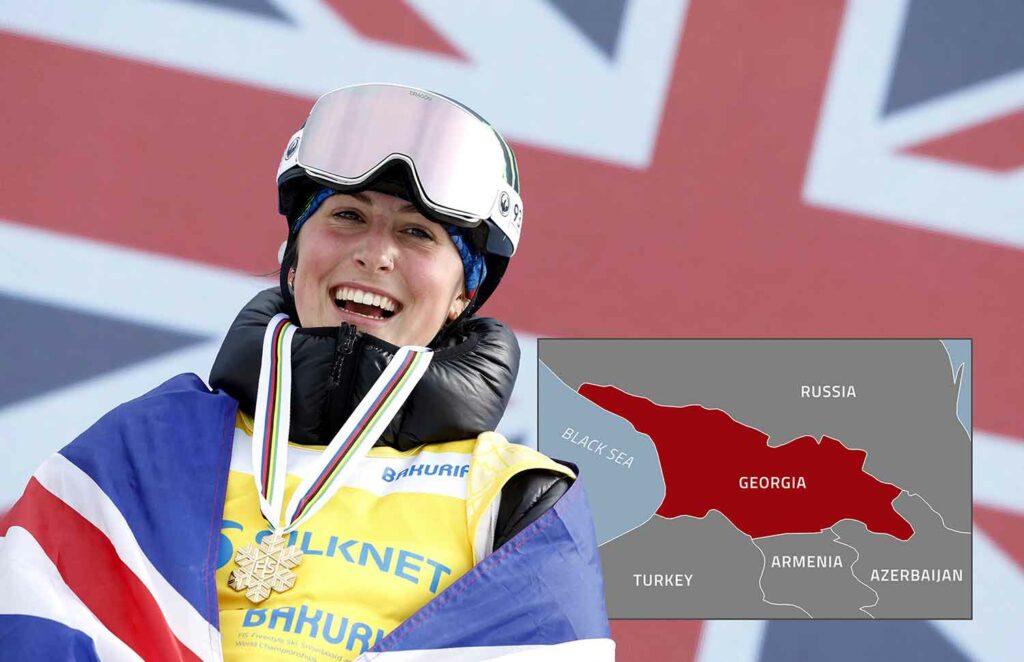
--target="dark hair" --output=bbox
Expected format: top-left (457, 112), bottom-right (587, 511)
top-left (282, 237), bottom-right (300, 273)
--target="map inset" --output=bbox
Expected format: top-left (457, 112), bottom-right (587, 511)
top-left (538, 339), bottom-right (971, 619)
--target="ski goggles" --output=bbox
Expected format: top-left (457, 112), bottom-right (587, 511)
top-left (277, 83), bottom-right (522, 256)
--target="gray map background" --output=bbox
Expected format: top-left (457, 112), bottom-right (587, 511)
top-left (834, 493), bottom-right (971, 619)
top-left (539, 339), bottom-right (971, 619)
top-left (754, 531), bottom-right (875, 619)
top-left (599, 511), bottom-right (807, 619)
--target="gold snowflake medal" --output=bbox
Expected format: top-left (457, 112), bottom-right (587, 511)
top-left (233, 317), bottom-right (433, 604)
top-left (228, 531), bottom-right (304, 604)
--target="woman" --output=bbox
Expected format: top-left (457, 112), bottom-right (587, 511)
top-left (0, 84), bottom-right (612, 661)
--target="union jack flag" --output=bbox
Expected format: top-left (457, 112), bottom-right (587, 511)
top-left (1, 1), bottom-right (1020, 659)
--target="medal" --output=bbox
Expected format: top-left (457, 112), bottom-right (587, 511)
top-left (227, 314), bottom-right (432, 604)
top-left (227, 531), bottom-right (302, 604)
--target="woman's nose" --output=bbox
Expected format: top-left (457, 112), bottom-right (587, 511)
top-left (353, 229), bottom-right (396, 273)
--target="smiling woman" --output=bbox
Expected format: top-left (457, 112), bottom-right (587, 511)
top-left (0, 83), bottom-right (612, 662)
top-left (289, 189), bottom-right (468, 346)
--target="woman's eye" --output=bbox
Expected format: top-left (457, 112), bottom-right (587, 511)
top-left (403, 226), bottom-right (434, 240)
top-left (332, 210), bottom-right (363, 222)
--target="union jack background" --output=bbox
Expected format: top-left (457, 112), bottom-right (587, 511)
top-left (1, 1), bottom-right (1021, 660)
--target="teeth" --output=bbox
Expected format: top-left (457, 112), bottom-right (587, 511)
top-left (334, 287), bottom-right (398, 313)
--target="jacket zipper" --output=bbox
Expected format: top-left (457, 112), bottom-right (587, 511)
top-left (318, 323), bottom-right (359, 441)
top-left (328, 323), bottom-right (357, 387)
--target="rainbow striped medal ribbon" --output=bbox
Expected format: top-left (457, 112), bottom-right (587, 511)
top-left (227, 313), bottom-right (432, 604)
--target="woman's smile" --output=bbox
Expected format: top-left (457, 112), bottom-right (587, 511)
top-left (330, 283), bottom-right (401, 322)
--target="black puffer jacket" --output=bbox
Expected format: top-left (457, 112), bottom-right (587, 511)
top-left (210, 289), bottom-right (570, 549)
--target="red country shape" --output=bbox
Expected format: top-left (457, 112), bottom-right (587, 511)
top-left (578, 383), bottom-right (914, 541)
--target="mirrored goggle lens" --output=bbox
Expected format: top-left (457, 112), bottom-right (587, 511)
top-left (297, 85), bottom-right (509, 221)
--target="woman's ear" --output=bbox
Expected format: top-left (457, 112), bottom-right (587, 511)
top-left (447, 294), bottom-right (469, 321)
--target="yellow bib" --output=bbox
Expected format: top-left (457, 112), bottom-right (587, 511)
top-left (217, 414), bottom-right (572, 661)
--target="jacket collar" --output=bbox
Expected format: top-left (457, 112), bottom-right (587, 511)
top-left (209, 288), bottom-right (520, 449)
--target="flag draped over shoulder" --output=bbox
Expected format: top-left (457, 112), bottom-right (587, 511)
top-left (365, 460), bottom-right (614, 660)
top-left (0, 375), bottom-right (613, 661)
top-left (0, 375), bottom-right (235, 661)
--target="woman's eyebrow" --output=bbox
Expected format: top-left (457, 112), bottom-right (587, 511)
top-left (342, 191), bottom-right (420, 215)
top-left (342, 191), bottom-right (373, 205)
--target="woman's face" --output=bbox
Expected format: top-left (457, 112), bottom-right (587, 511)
top-left (291, 191), bottom-right (468, 346)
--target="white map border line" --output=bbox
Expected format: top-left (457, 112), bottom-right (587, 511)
top-left (751, 542), bottom-right (814, 619)
top-left (830, 494), bottom-right (970, 619)
top-left (751, 527), bottom-right (882, 620)
top-left (908, 492), bottom-right (971, 536)
top-left (829, 528), bottom-right (880, 619)
top-left (696, 526), bottom-right (1024, 661)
